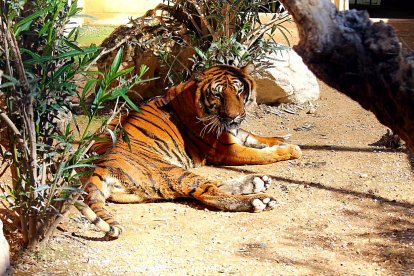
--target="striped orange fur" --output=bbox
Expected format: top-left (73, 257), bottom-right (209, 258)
top-left (76, 64), bottom-right (302, 238)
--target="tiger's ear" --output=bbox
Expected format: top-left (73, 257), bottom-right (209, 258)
top-left (241, 62), bottom-right (255, 75)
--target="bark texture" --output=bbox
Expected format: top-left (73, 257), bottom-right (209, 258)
top-left (280, 0), bottom-right (414, 153)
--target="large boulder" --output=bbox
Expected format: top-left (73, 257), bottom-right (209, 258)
top-left (255, 48), bottom-right (320, 105)
top-left (0, 219), bottom-right (10, 276)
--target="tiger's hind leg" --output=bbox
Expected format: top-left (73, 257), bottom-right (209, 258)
top-left (75, 166), bottom-right (145, 238)
top-left (168, 167), bottom-right (277, 212)
top-left (191, 179), bottom-right (277, 212)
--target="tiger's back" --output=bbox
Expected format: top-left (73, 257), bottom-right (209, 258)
top-left (77, 64), bottom-right (302, 238)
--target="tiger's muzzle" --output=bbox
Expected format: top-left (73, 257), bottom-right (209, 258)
top-left (223, 115), bottom-right (243, 130)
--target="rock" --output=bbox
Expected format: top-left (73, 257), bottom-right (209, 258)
top-left (0, 219), bottom-right (11, 276)
top-left (255, 48), bottom-right (320, 105)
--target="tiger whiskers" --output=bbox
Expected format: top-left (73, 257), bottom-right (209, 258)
top-left (197, 115), bottom-right (223, 138)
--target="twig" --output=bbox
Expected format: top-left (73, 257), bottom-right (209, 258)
top-left (62, 232), bottom-right (87, 245)
top-left (246, 15), bottom-right (290, 48)
top-left (0, 109), bottom-right (22, 138)
top-left (188, 0), bottom-right (215, 38)
top-left (84, 36), bottom-right (132, 72)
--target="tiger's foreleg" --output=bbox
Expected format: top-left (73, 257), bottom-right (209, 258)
top-left (231, 129), bottom-right (288, 148)
top-left (208, 129), bottom-right (302, 166)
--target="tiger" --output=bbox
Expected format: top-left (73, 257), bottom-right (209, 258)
top-left (75, 63), bottom-right (302, 238)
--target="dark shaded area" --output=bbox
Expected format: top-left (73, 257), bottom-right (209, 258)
top-left (350, 0), bottom-right (414, 19)
top-left (300, 144), bottom-right (407, 153)
top-left (221, 165), bottom-right (414, 209)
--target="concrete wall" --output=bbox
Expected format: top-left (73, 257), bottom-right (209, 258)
top-left (78, 0), bottom-right (162, 25)
top-left (331, 0), bottom-right (349, 11)
top-left (77, 0), bottom-right (350, 26)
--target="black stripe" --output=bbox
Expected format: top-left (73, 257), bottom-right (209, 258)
top-left (116, 146), bottom-right (172, 168)
top-left (144, 105), bottom-right (183, 142)
top-left (141, 169), bottom-right (164, 198)
top-left (188, 188), bottom-right (197, 197)
top-left (199, 185), bottom-right (213, 196)
top-left (130, 108), bottom-right (191, 167)
top-left (165, 177), bottom-right (177, 193)
top-left (128, 119), bottom-right (190, 167)
top-left (91, 217), bottom-right (102, 225)
top-left (153, 140), bottom-right (173, 159)
top-left (177, 171), bottom-right (192, 185)
top-left (128, 138), bottom-right (165, 156)
top-left (159, 165), bottom-right (179, 172)
top-left (107, 165), bottom-right (152, 197)
top-left (92, 173), bottom-right (105, 181)
top-left (128, 122), bottom-right (172, 151)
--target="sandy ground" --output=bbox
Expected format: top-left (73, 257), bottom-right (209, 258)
top-left (3, 17), bottom-right (414, 276)
top-left (4, 79), bottom-right (413, 275)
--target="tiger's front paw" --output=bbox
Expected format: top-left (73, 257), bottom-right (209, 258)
top-left (251, 195), bottom-right (277, 212)
top-left (274, 143), bottom-right (302, 160)
top-left (290, 144), bottom-right (302, 159)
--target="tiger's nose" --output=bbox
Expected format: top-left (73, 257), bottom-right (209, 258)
top-left (226, 116), bottom-right (242, 129)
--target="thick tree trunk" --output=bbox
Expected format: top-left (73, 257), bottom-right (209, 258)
top-left (279, 0), bottom-right (414, 153)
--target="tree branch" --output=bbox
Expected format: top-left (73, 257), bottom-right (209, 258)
top-left (279, 0), bottom-right (414, 153)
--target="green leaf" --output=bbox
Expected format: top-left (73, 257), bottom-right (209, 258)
top-left (23, 47), bottom-right (99, 65)
top-left (121, 129), bottom-right (132, 151)
top-left (112, 66), bottom-right (135, 80)
top-left (82, 79), bottom-right (98, 100)
top-left (121, 92), bottom-right (140, 112)
top-left (14, 7), bottom-right (52, 35)
top-left (63, 164), bottom-right (97, 171)
top-left (194, 47), bottom-right (207, 61)
top-left (20, 48), bottom-right (41, 60)
top-left (107, 48), bottom-right (124, 82)
top-left (46, 62), bottom-right (74, 86)
top-left (276, 25), bottom-right (292, 47)
top-left (64, 39), bottom-right (84, 52)
top-left (106, 127), bottom-right (117, 148)
top-left (34, 185), bottom-right (50, 192)
top-left (39, 21), bottom-right (52, 37)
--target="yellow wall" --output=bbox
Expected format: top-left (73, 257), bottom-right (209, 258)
top-left (79, 0), bottom-right (162, 25)
top-left (331, 0), bottom-right (349, 11)
top-left (78, 0), bottom-right (350, 26)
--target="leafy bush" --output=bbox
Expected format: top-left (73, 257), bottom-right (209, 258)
top-left (97, 0), bottom-right (291, 95)
top-left (171, 0), bottom-right (291, 70)
top-left (0, 0), bottom-right (147, 247)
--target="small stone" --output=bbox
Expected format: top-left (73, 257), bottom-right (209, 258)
top-left (307, 106), bottom-right (317, 114)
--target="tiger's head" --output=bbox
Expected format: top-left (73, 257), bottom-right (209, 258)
top-left (193, 64), bottom-right (256, 137)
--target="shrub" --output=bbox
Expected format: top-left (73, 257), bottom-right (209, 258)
top-left (0, 0), bottom-right (147, 247)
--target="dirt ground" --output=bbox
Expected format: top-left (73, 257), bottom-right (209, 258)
top-left (3, 79), bottom-right (413, 275)
top-left (3, 17), bottom-right (414, 276)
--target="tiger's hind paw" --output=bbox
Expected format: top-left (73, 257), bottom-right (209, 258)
top-left (219, 175), bottom-right (272, 195)
top-left (252, 175), bottom-right (272, 193)
top-left (251, 196), bottom-right (277, 212)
